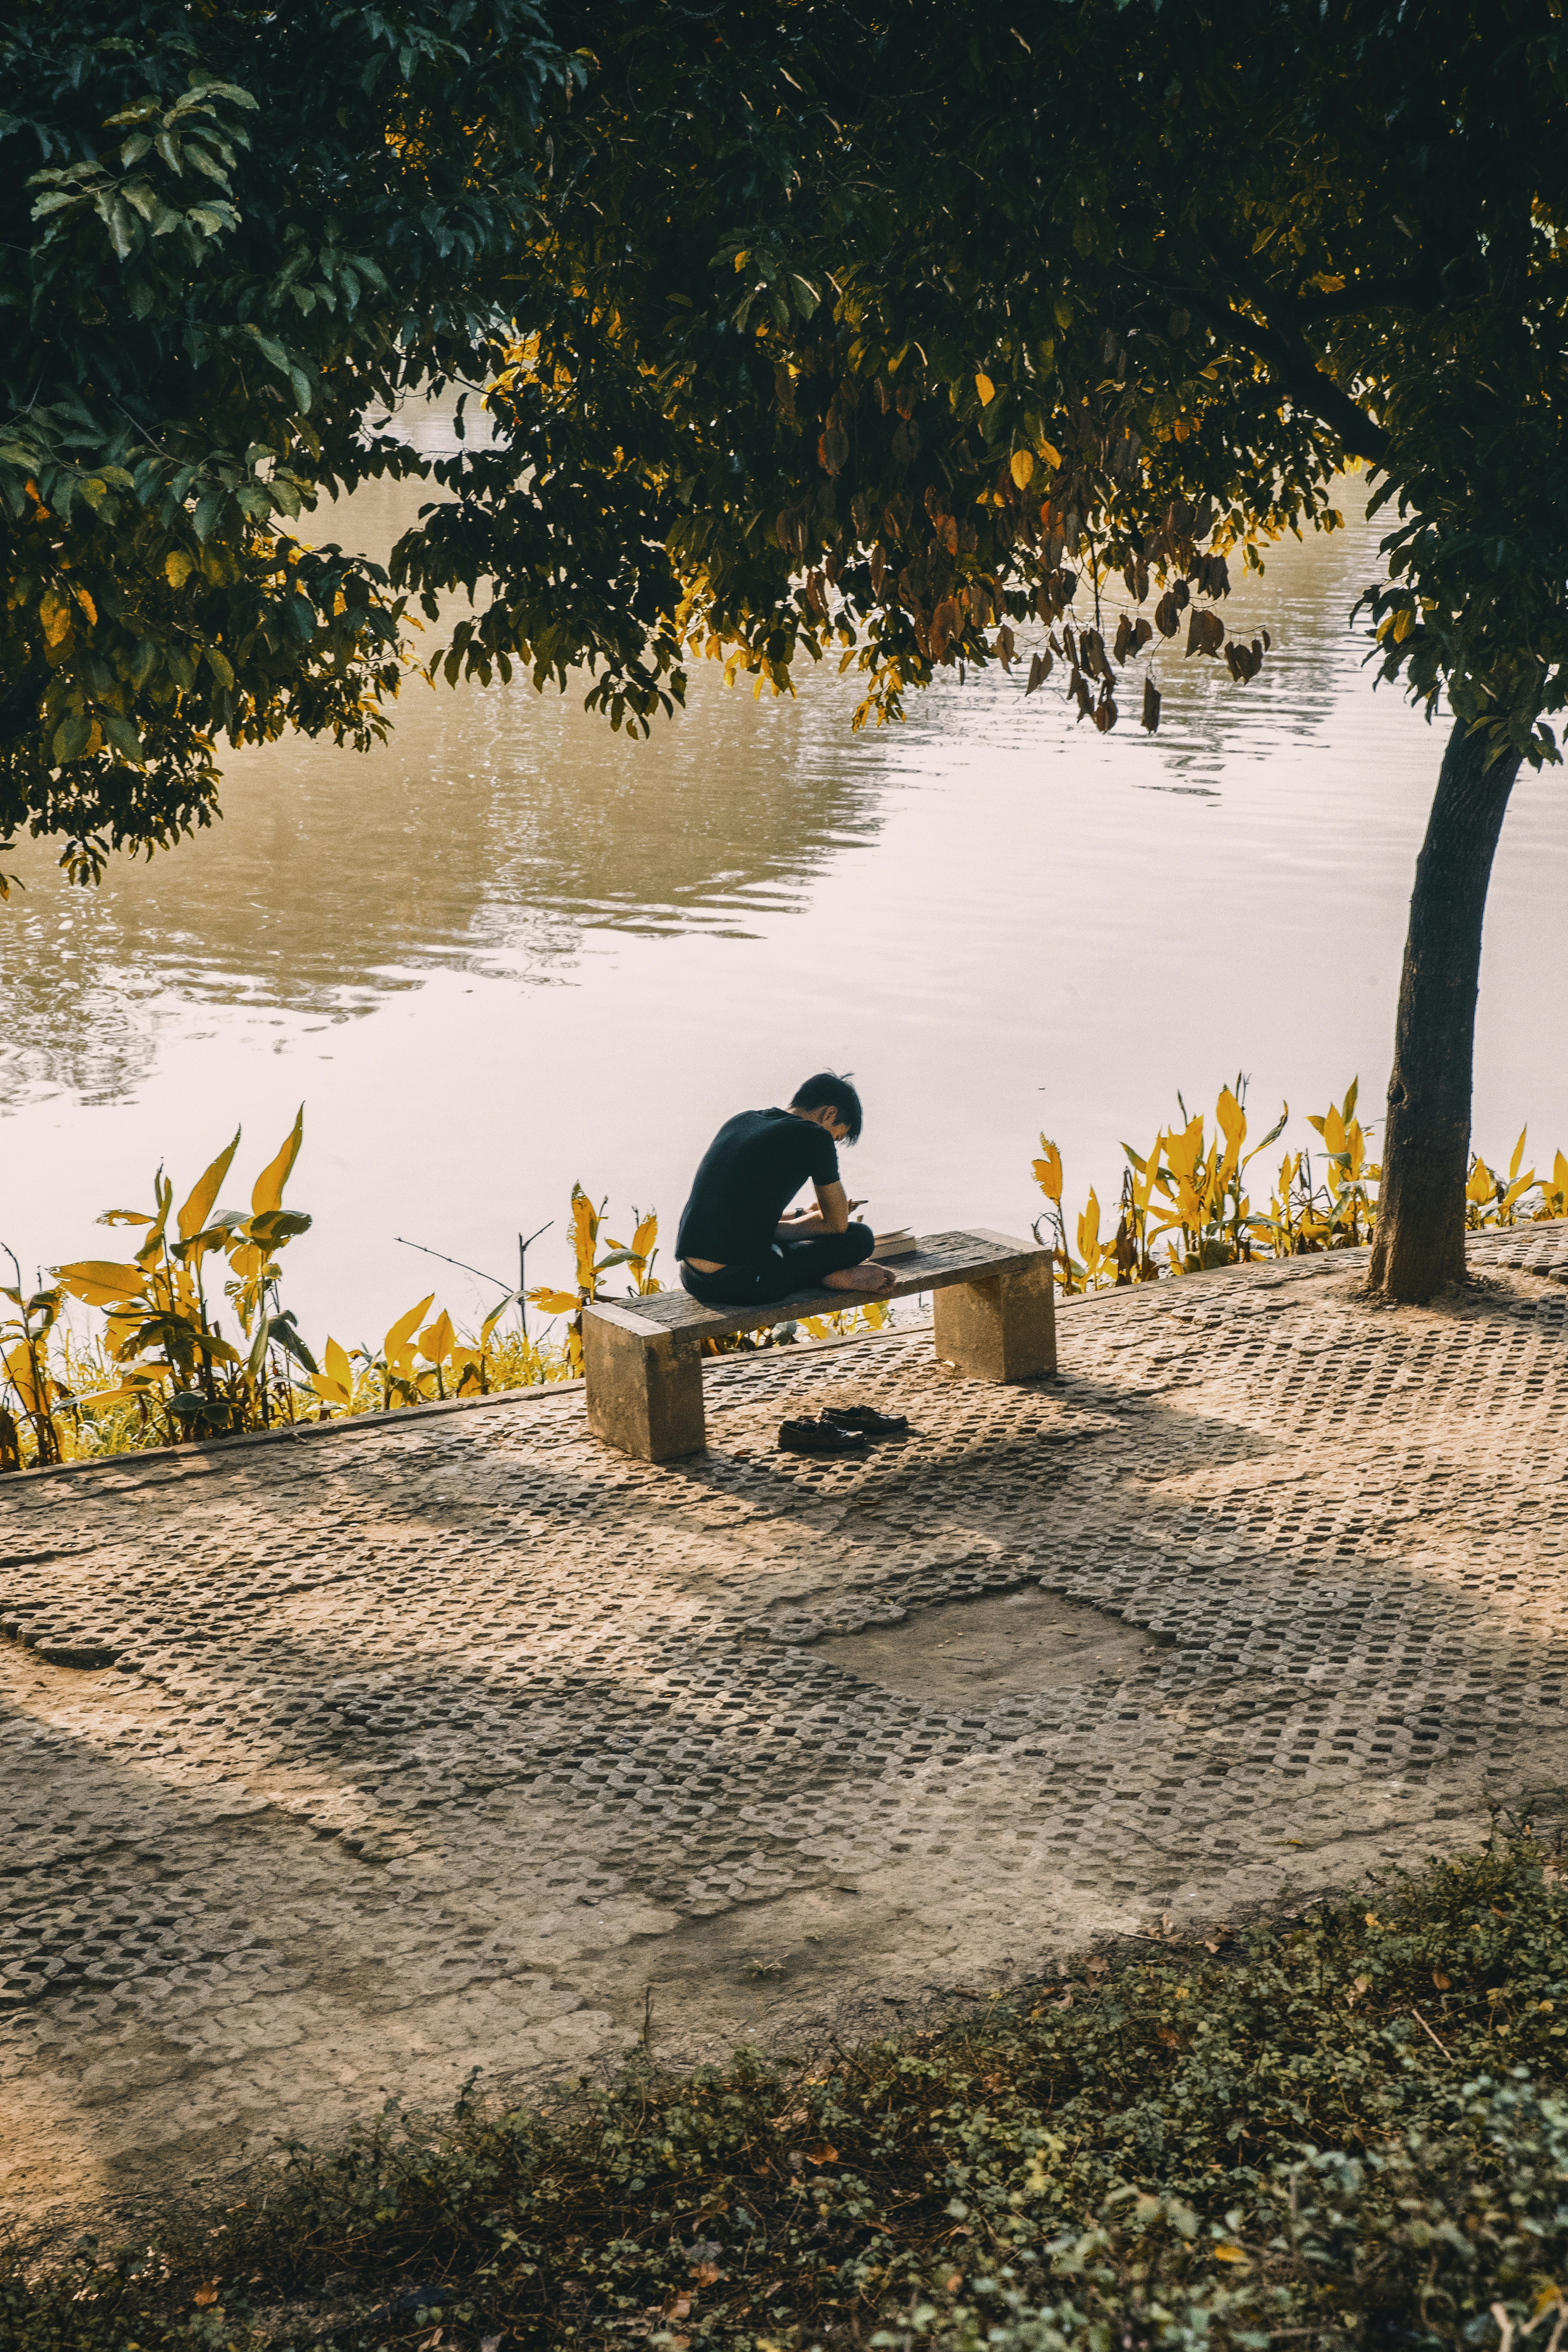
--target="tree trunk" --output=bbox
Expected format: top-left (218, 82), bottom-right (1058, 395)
top-left (1368, 715), bottom-right (1521, 1302)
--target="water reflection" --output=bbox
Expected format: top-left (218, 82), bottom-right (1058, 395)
top-left (0, 659), bottom-right (900, 1099)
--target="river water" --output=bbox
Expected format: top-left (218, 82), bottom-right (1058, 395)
top-left (3, 420), bottom-right (1565, 1345)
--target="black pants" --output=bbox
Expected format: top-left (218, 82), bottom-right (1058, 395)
top-left (679, 1223), bottom-right (876, 1308)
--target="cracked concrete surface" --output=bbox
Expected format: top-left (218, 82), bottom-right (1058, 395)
top-left (3, 1222), bottom-right (1567, 2230)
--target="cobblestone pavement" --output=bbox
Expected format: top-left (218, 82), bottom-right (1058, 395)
top-left (4, 1225), bottom-right (1568, 2228)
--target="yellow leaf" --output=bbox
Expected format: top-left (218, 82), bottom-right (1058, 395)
top-left (3, 1341), bottom-right (48, 1416)
top-left (1322, 1106), bottom-right (1348, 1155)
top-left (39, 588), bottom-right (73, 647)
top-left (1164, 1115), bottom-right (1204, 1182)
top-left (324, 1336), bottom-right (353, 1395)
top-left (251, 1106), bottom-right (304, 1216)
top-left (1039, 438), bottom-right (1062, 470)
top-left (53, 1259), bottom-right (149, 1306)
top-left (418, 1310), bottom-right (455, 1364)
top-left (165, 550), bottom-right (194, 589)
top-left (73, 585), bottom-right (98, 626)
top-left (1213, 2244), bottom-right (1247, 2264)
top-left (1509, 1126), bottom-right (1528, 1182)
top-left (177, 1128), bottom-right (241, 1240)
top-left (631, 1212), bottom-right (658, 1262)
top-left (527, 1288), bottom-right (581, 1316)
top-left (570, 1183), bottom-right (598, 1289)
top-left (1009, 449), bottom-right (1034, 489)
top-left (384, 1294), bottom-right (435, 1357)
top-left (1032, 1137), bottom-right (1064, 1204)
top-left (78, 1382), bottom-right (150, 1413)
top-left (1466, 1158), bottom-right (1495, 1204)
top-left (975, 371), bottom-right (996, 405)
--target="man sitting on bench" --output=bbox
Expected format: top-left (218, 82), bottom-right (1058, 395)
top-left (675, 1072), bottom-right (897, 1308)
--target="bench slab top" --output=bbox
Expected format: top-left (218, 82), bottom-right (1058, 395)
top-left (584, 1228), bottom-right (1049, 1348)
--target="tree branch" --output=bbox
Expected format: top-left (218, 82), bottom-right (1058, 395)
top-left (1181, 293), bottom-right (1391, 467)
top-left (1289, 273), bottom-right (1442, 320)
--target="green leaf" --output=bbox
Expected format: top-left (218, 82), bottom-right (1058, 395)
top-left (183, 144), bottom-right (233, 189)
top-left (100, 712), bottom-right (145, 764)
top-left (51, 712), bottom-right (91, 763)
top-left (106, 197), bottom-right (137, 259)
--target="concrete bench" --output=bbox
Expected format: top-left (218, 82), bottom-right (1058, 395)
top-left (582, 1227), bottom-right (1055, 1461)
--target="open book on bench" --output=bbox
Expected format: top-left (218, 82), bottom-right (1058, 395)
top-left (871, 1227), bottom-right (918, 1259)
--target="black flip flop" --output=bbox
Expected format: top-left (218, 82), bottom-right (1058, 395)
top-left (778, 1418), bottom-right (867, 1455)
top-left (821, 1404), bottom-right (910, 1436)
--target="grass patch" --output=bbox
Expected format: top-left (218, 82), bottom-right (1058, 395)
top-left (7, 1834), bottom-right (1568, 2350)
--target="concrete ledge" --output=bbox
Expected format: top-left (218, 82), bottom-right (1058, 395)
top-left (0, 1372), bottom-right (587, 1488)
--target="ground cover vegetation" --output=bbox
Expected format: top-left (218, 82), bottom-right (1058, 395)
top-left (2, 1083), bottom-right (1560, 1466)
top-left (4, 2), bottom-right (1565, 1305)
top-left (5, 1836), bottom-right (1568, 2347)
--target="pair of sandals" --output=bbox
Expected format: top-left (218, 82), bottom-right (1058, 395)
top-left (778, 1403), bottom-right (910, 1455)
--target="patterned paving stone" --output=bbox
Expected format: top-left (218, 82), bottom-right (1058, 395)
top-left (3, 1224), bottom-right (1567, 2226)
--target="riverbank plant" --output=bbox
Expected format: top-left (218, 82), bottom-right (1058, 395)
top-left (4, 1832), bottom-right (1568, 2349)
top-left (0, 1150), bottom-right (889, 1470)
top-left (7, 1081), bottom-right (1558, 1466)
top-left (1035, 1079), bottom-right (1568, 1296)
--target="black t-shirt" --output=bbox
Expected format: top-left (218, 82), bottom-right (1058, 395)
top-left (675, 1108), bottom-right (841, 1265)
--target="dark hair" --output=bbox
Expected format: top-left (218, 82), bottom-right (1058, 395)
top-left (790, 1070), bottom-right (863, 1142)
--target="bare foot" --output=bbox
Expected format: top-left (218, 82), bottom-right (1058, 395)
top-left (822, 1263), bottom-right (896, 1293)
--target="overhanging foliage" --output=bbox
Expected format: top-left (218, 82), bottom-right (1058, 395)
top-left (4, 0), bottom-right (1565, 885)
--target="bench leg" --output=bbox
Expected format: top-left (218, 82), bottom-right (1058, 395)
top-left (932, 1261), bottom-right (1057, 1382)
top-left (584, 1315), bottom-right (706, 1461)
